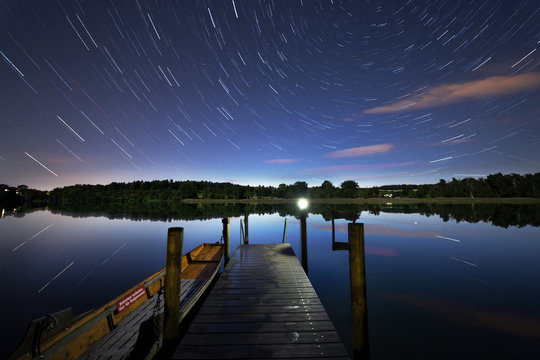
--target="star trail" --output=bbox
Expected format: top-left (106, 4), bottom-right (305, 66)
top-left (1, 0), bottom-right (539, 190)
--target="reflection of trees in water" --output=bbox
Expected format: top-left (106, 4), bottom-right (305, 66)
top-left (415, 203), bottom-right (540, 228)
top-left (318, 203), bottom-right (540, 228)
top-left (49, 202), bottom-right (275, 221)
top-left (0, 206), bottom-right (46, 218)
top-left (5, 200), bottom-right (537, 228)
top-left (22, 202), bottom-right (537, 228)
top-left (375, 203), bottom-right (540, 228)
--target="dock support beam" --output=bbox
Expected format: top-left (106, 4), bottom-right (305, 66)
top-left (222, 218), bottom-right (230, 266)
top-left (164, 227), bottom-right (183, 342)
top-left (244, 213), bottom-right (249, 244)
top-left (300, 213), bottom-right (308, 274)
top-left (348, 223), bottom-right (369, 359)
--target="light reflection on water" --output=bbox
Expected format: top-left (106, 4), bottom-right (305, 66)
top-left (1, 209), bottom-right (539, 359)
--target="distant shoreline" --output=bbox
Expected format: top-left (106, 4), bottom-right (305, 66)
top-left (182, 197), bottom-right (540, 204)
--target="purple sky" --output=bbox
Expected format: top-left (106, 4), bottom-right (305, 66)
top-left (1, 0), bottom-right (539, 190)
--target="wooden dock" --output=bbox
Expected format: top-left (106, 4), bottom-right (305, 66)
top-left (173, 243), bottom-right (350, 359)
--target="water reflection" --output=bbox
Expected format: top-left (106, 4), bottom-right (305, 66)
top-left (1, 204), bottom-right (540, 359)
top-left (3, 201), bottom-right (539, 229)
top-left (331, 210), bottom-right (359, 251)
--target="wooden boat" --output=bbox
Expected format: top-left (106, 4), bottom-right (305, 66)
top-left (10, 242), bottom-right (224, 360)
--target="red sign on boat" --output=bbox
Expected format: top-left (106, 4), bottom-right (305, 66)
top-left (116, 286), bottom-right (146, 313)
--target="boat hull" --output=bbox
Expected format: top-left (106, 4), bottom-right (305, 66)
top-left (10, 243), bottom-right (224, 360)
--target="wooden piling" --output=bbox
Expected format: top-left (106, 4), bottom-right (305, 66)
top-left (244, 213), bottom-right (249, 244)
top-left (282, 218), bottom-right (288, 243)
top-left (222, 218), bottom-right (230, 266)
top-left (331, 216), bottom-right (336, 246)
top-left (300, 213), bottom-right (308, 274)
top-left (348, 223), bottom-right (369, 359)
top-left (164, 227), bottom-right (183, 342)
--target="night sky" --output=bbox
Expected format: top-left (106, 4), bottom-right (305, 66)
top-left (1, 0), bottom-right (539, 190)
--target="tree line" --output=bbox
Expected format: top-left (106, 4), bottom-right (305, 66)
top-left (2, 171), bottom-right (539, 209)
top-left (413, 172), bottom-right (540, 198)
top-left (46, 171), bottom-right (540, 204)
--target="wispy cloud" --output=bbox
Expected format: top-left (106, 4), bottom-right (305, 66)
top-left (304, 161), bottom-right (413, 174)
top-left (324, 144), bottom-right (393, 158)
top-left (304, 164), bottom-right (371, 174)
top-left (263, 158), bottom-right (297, 164)
top-left (364, 72), bottom-right (540, 114)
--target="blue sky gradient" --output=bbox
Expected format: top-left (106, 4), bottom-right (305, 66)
top-left (1, 1), bottom-right (539, 190)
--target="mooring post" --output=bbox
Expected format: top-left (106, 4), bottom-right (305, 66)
top-left (222, 218), bottom-right (230, 266)
top-left (331, 213), bottom-right (336, 247)
top-left (282, 218), bottom-right (288, 243)
top-left (348, 223), bottom-right (369, 359)
top-left (300, 212), bottom-right (308, 274)
top-left (163, 227), bottom-right (183, 342)
top-left (244, 213), bottom-right (249, 244)
top-left (240, 219), bottom-right (244, 245)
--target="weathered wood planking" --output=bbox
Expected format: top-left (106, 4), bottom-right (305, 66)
top-left (174, 244), bottom-right (350, 359)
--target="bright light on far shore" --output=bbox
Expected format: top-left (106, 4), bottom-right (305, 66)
top-left (297, 198), bottom-right (309, 210)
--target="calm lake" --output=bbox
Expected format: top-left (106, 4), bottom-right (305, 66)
top-left (1, 203), bottom-right (540, 359)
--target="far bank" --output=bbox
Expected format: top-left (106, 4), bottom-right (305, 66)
top-left (182, 197), bottom-right (540, 204)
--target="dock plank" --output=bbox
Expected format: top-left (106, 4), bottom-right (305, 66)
top-left (202, 298), bottom-right (321, 307)
top-left (193, 312), bottom-right (331, 323)
top-left (186, 320), bottom-right (339, 334)
top-left (176, 343), bottom-right (349, 359)
top-left (181, 330), bottom-right (343, 345)
top-left (197, 304), bottom-right (327, 315)
top-left (173, 244), bottom-right (349, 359)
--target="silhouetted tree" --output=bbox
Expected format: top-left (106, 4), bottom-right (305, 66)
top-left (341, 180), bottom-right (359, 198)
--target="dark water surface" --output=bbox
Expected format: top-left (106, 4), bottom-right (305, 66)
top-left (1, 204), bottom-right (539, 359)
